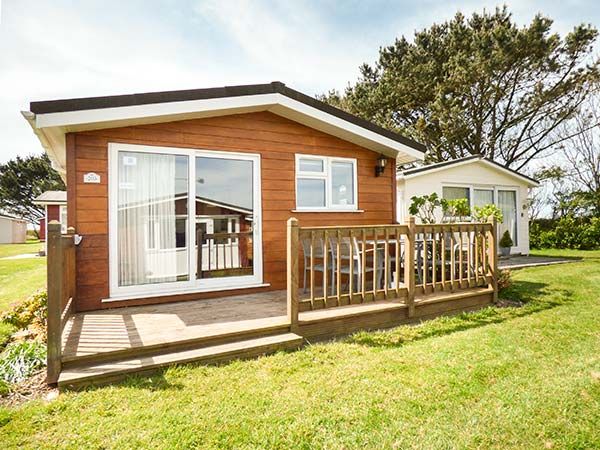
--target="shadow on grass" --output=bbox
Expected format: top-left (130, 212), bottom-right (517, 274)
top-left (347, 280), bottom-right (575, 348)
top-left (78, 372), bottom-right (185, 394)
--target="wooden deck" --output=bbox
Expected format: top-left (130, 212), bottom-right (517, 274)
top-left (62, 291), bottom-right (289, 362)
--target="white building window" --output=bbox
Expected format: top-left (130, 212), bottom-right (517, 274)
top-left (295, 155), bottom-right (357, 211)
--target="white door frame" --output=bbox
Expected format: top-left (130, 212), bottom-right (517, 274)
top-left (108, 142), bottom-right (263, 300)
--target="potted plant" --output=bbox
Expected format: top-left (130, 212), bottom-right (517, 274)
top-left (499, 230), bottom-right (513, 256)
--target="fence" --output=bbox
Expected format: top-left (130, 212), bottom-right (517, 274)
top-left (46, 221), bottom-right (77, 384)
top-left (287, 216), bottom-right (498, 328)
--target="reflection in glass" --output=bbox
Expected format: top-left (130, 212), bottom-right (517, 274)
top-left (297, 179), bottom-right (326, 207)
top-left (331, 161), bottom-right (354, 205)
top-left (195, 157), bottom-right (254, 279)
top-left (117, 151), bottom-right (188, 287)
top-left (498, 190), bottom-right (518, 246)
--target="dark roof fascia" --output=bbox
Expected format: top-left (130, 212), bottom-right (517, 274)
top-left (29, 82), bottom-right (426, 153)
top-left (401, 155), bottom-right (539, 185)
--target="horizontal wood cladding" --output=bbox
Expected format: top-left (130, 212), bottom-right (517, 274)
top-left (72, 111), bottom-right (395, 311)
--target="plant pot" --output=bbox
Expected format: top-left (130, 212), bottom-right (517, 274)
top-left (500, 246), bottom-right (511, 257)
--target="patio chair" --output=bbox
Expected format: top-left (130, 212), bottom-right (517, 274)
top-left (300, 236), bottom-right (334, 294)
top-left (328, 235), bottom-right (387, 296)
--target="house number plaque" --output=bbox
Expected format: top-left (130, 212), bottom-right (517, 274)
top-left (83, 172), bottom-right (101, 184)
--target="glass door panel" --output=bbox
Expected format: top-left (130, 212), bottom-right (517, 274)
top-left (117, 151), bottom-right (189, 287)
top-left (195, 156), bottom-right (256, 282)
top-left (498, 190), bottom-right (517, 246)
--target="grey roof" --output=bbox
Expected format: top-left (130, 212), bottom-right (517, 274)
top-left (29, 81), bottom-right (427, 154)
top-left (33, 190), bottom-right (67, 204)
top-left (400, 155), bottom-right (539, 186)
top-left (0, 213), bottom-right (26, 221)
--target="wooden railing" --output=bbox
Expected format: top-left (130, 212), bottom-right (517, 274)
top-left (196, 229), bottom-right (253, 278)
top-left (286, 216), bottom-right (498, 329)
top-left (47, 221), bottom-right (77, 384)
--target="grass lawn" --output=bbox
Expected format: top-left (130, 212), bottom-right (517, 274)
top-left (0, 241), bottom-right (46, 313)
top-left (1, 250), bottom-right (599, 449)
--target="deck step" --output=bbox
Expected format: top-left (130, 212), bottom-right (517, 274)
top-left (58, 333), bottom-right (304, 389)
top-left (61, 317), bottom-right (291, 368)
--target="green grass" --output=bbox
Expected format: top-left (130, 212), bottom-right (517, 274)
top-left (0, 241), bottom-right (46, 312)
top-left (0, 256), bottom-right (46, 313)
top-left (0, 241), bottom-right (43, 259)
top-left (1, 251), bottom-right (599, 449)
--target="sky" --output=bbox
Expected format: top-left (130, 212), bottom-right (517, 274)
top-left (0, 0), bottom-right (598, 163)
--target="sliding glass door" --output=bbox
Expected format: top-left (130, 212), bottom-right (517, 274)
top-left (110, 144), bottom-right (262, 298)
top-left (195, 155), bottom-right (256, 282)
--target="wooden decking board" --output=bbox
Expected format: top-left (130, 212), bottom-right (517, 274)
top-left (58, 333), bottom-right (304, 389)
top-left (62, 290), bottom-right (288, 361)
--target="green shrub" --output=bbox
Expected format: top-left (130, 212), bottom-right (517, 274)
top-left (530, 216), bottom-right (600, 250)
top-left (1, 290), bottom-right (47, 340)
top-left (409, 193), bottom-right (441, 223)
top-left (0, 323), bottom-right (15, 351)
top-left (497, 269), bottom-right (512, 293)
top-left (499, 230), bottom-right (513, 248)
top-left (0, 340), bottom-right (46, 387)
top-left (441, 198), bottom-right (470, 221)
top-left (472, 204), bottom-right (503, 223)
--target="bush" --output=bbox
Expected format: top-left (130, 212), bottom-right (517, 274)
top-left (530, 216), bottom-right (600, 250)
top-left (0, 290), bottom-right (47, 341)
top-left (499, 230), bottom-right (513, 248)
top-left (472, 204), bottom-right (503, 224)
top-left (0, 340), bottom-right (46, 388)
top-left (497, 269), bottom-right (512, 293)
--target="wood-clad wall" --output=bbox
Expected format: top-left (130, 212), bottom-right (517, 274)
top-left (68, 111), bottom-right (396, 311)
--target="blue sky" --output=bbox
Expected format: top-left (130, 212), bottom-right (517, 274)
top-left (0, 0), bottom-right (598, 162)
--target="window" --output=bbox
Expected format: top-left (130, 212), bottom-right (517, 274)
top-left (442, 186), bottom-right (470, 205)
top-left (473, 189), bottom-right (494, 208)
top-left (295, 155), bottom-right (357, 210)
top-left (59, 205), bottom-right (68, 234)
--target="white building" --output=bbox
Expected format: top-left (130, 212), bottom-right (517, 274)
top-left (397, 156), bottom-right (539, 255)
top-left (0, 214), bottom-right (27, 244)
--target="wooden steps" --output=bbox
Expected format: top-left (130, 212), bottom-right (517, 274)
top-left (61, 318), bottom-right (291, 368)
top-left (58, 333), bottom-right (304, 389)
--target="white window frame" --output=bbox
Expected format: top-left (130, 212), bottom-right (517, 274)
top-left (295, 154), bottom-right (358, 212)
top-left (59, 205), bottom-right (68, 234)
top-left (441, 182), bottom-right (520, 247)
top-left (108, 142), bottom-right (263, 300)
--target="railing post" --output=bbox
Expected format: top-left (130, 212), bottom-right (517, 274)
top-left (46, 221), bottom-right (63, 384)
top-left (404, 216), bottom-right (416, 317)
top-left (487, 215), bottom-right (498, 303)
top-left (287, 217), bottom-right (300, 332)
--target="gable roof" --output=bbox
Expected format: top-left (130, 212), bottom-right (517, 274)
top-left (33, 190), bottom-right (67, 205)
top-left (398, 155), bottom-right (539, 187)
top-left (23, 82), bottom-right (426, 177)
top-left (0, 213), bottom-right (26, 222)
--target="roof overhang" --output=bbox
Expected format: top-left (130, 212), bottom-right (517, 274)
top-left (23, 83), bottom-right (426, 179)
top-left (397, 156), bottom-right (539, 187)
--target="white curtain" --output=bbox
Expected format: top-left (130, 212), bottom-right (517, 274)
top-left (118, 152), bottom-right (178, 286)
top-left (498, 190), bottom-right (517, 246)
top-left (473, 189), bottom-right (493, 208)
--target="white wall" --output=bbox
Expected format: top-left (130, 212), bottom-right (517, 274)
top-left (397, 161), bottom-right (532, 255)
top-left (0, 217), bottom-right (27, 244)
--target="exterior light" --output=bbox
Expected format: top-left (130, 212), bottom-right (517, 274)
top-left (375, 155), bottom-right (388, 177)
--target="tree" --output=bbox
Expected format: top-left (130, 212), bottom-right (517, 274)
top-left (558, 92), bottom-right (600, 216)
top-left (0, 154), bottom-right (66, 224)
top-left (322, 7), bottom-right (599, 171)
top-left (533, 92), bottom-right (600, 218)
